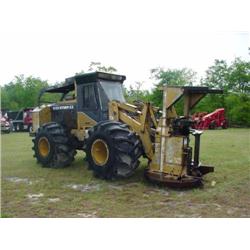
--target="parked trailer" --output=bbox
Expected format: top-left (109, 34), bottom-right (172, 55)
top-left (8, 108), bottom-right (33, 132)
top-left (192, 108), bottom-right (228, 130)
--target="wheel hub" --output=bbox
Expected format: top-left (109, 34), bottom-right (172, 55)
top-left (38, 137), bottom-right (50, 157)
top-left (91, 139), bottom-right (109, 166)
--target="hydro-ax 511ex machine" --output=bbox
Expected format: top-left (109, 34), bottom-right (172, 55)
top-left (31, 72), bottom-right (222, 188)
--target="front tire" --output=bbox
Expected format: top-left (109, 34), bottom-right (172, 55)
top-left (86, 121), bottom-right (143, 179)
top-left (32, 122), bottom-right (76, 168)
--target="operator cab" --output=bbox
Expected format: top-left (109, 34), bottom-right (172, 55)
top-left (38, 72), bottom-right (126, 122)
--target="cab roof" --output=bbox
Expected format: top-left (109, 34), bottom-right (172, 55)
top-left (44, 71), bottom-right (126, 94)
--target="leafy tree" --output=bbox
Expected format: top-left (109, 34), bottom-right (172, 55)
top-left (151, 67), bottom-right (196, 86)
top-left (123, 82), bottom-right (151, 104)
top-left (75, 62), bottom-right (118, 75)
top-left (201, 58), bottom-right (250, 93)
top-left (225, 93), bottom-right (250, 126)
top-left (1, 75), bottom-right (50, 110)
top-left (200, 60), bottom-right (229, 108)
top-left (88, 62), bottom-right (117, 73)
top-left (201, 60), bottom-right (229, 90)
top-left (227, 58), bottom-right (250, 93)
top-left (196, 57), bottom-right (250, 126)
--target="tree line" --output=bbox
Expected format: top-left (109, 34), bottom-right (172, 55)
top-left (1, 59), bottom-right (250, 126)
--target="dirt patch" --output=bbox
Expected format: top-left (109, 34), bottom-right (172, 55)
top-left (26, 193), bottom-right (44, 203)
top-left (5, 176), bottom-right (32, 185)
top-left (48, 198), bottom-right (60, 203)
top-left (65, 183), bottom-right (101, 193)
top-left (177, 192), bottom-right (185, 197)
top-left (77, 211), bottom-right (97, 218)
top-left (123, 182), bottom-right (141, 188)
top-left (226, 207), bottom-right (239, 215)
top-left (108, 184), bottom-right (123, 191)
top-left (146, 188), bottom-right (170, 196)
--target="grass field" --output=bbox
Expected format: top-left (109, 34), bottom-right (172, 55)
top-left (1, 129), bottom-right (250, 218)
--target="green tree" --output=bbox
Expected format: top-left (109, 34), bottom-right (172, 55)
top-left (225, 93), bottom-right (250, 126)
top-left (123, 82), bottom-right (151, 103)
top-left (200, 60), bottom-right (229, 108)
top-left (227, 58), bottom-right (250, 93)
top-left (1, 75), bottom-right (50, 110)
top-left (196, 57), bottom-right (250, 126)
top-left (75, 62), bottom-right (118, 75)
top-left (201, 60), bottom-right (229, 90)
top-left (201, 58), bottom-right (250, 93)
top-left (88, 62), bottom-right (117, 73)
top-left (151, 67), bottom-right (196, 86)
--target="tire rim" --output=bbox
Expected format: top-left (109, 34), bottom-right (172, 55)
top-left (38, 137), bottom-right (50, 157)
top-left (91, 139), bottom-right (109, 166)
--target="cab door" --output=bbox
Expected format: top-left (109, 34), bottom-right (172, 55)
top-left (77, 83), bottom-right (100, 121)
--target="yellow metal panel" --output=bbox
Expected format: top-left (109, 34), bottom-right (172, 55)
top-left (149, 135), bottom-right (184, 176)
top-left (39, 106), bottom-right (51, 126)
top-left (109, 101), bottom-right (119, 120)
top-left (31, 105), bottom-right (51, 132)
top-left (164, 137), bottom-right (183, 165)
top-left (71, 112), bottom-right (97, 141)
top-left (161, 86), bottom-right (183, 109)
top-left (163, 165), bottom-right (183, 176)
top-left (118, 102), bottom-right (138, 113)
top-left (31, 111), bottom-right (40, 132)
top-left (77, 112), bottom-right (96, 129)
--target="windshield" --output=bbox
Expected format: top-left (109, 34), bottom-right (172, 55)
top-left (100, 80), bottom-right (125, 102)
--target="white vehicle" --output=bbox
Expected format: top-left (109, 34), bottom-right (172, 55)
top-left (0, 112), bottom-right (11, 133)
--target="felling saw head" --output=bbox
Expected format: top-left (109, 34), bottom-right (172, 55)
top-left (145, 86), bottom-right (223, 188)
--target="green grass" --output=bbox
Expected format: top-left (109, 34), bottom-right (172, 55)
top-left (1, 129), bottom-right (250, 217)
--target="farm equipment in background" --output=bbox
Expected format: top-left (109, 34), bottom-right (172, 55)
top-left (30, 72), bottom-right (223, 188)
top-left (8, 108), bottom-right (33, 132)
top-left (192, 108), bottom-right (228, 130)
top-left (0, 111), bottom-right (11, 133)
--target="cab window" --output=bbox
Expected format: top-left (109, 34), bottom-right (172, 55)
top-left (83, 84), bottom-right (97, 109)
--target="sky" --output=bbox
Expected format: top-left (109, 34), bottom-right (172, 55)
top-left (0, 0), bottom-right (249, 90)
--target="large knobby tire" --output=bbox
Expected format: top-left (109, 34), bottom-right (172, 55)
top-left (32, 122), bottom-right (76, 168)
top-left (86, 121), bottom-right (143, 179)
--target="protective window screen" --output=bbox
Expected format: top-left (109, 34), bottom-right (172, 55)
top-left (100, 80), bottom-right (125, 102)
top-left (82, 84), bottom-right (97, 109)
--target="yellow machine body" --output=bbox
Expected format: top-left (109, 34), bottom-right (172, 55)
top-left (31, 72), bottom-right (222, 188)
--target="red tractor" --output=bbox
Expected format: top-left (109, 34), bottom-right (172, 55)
top-left (192, 108), bottom-right (228, 130)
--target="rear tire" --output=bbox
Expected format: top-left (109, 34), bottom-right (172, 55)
top-left (86, 121), bottom-right (143, 179)
top-left (32, 122), bottom-right (76, 168)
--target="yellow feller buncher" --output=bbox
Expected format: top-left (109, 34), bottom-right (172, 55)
top-left (31, 72), bottom-right (222, 188)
